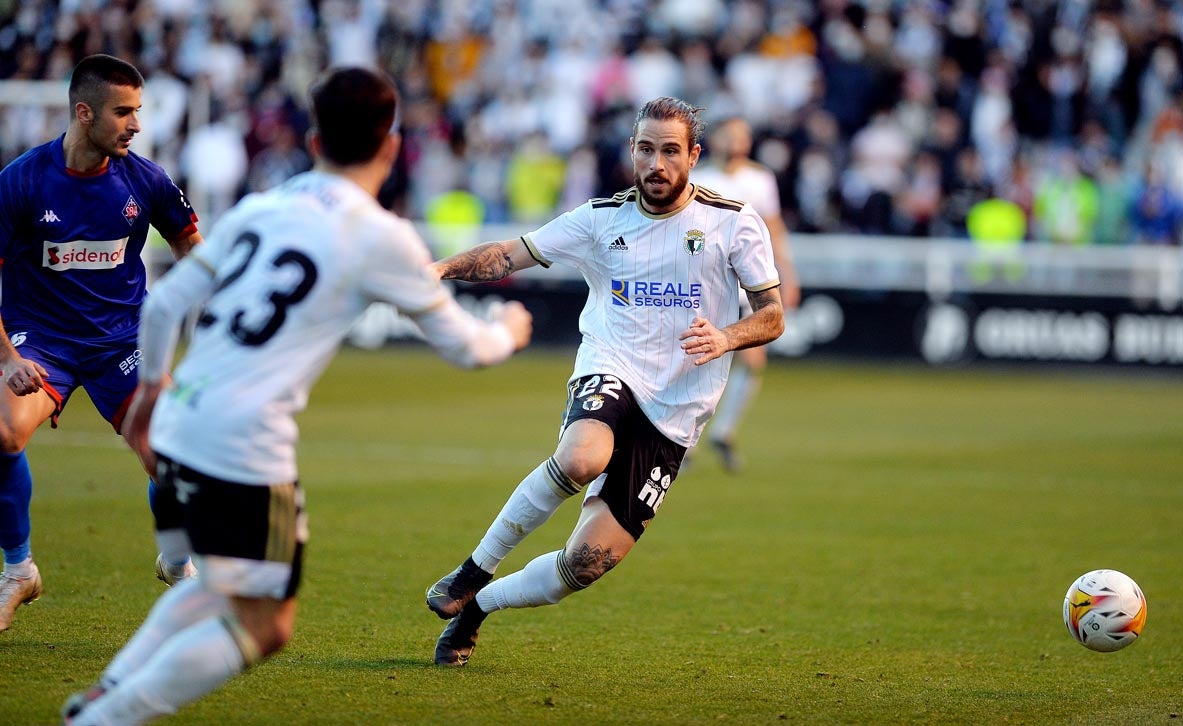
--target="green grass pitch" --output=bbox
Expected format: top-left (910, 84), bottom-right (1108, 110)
top-left (3, 347), bottom-right (1180, 724)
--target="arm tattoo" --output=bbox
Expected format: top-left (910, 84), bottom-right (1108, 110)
top-left (437, 242), bottom-right (516, 282)
top-left (746, 287), bottom-right (782, 314)
top-left (725, 287), bottom-right (786, 352)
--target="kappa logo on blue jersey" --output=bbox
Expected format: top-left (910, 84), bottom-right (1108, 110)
top-left (40, 210), bottom-right (61, 223)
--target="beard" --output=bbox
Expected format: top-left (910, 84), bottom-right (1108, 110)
top-left (634, 168), bottom-right (690, 211)
top-left (90, 126), bottom-right (133, 158)
top-left (106, 136), bottom-right (134, 158)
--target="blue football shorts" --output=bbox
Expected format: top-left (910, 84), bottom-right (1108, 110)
top-left (7, 326), bottom-right (142, 432)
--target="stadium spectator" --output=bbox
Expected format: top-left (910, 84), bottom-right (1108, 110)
top-left (894, 150), bottom-right (944, 237)
top-left (4, 2), bottom-right (1183, 245)
top-left (841, 108), bottom-right (912, 234)
top-left (970, 64), bottom-right (1017, 186)
top-left (179, 110), bottom-right (249, 221)
top-left (246, 123), bottom-right (311, 193)
top-left (1033, 148), bottom-right (1100, 246)
top-left (505, 132), bottom-right (566, 224)
top-left (1128, 162), bottom-right (1183, 246)
top-left (1093, 153), bottom-right (1132, 247)
top-left (939, 146), bottom-right (994, 239)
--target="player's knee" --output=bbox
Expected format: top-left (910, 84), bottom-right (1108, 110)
top-left (0, 424), bottom-right (28, 454)
top-left (264, 618), bottom-right (295, 655)
top-left (246, 615), bottom-right (294, 658)
top-left (553, 451), bottom-right (606, 486)
top-left (555, 420), bottom-right (613, 485)
top-left (230, 601), bottom-right (296, 660)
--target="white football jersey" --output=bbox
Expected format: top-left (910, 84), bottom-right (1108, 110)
top-left (691, 160), bottom-right (782, 220)
top-left (523, 184), bottom-right (779, 447)
top-left (147, 171), bottom-right (508, 484)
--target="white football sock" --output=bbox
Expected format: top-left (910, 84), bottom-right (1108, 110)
top-left (79, 616), bottom-right (249, 726)
top-left (709, 364), bottom-right (761, 443)
top-left (155, 528), bottom-right (193, 567)
top-left (101, 579), bottom-right (230, 687)
top-left (472, 458), bottom-right (579, 573)
top-left (3, 556), bottom-right (33, 579)
top-left (476, 550), bottom-right (577, 611)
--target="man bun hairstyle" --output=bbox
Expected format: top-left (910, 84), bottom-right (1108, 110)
top-left (633, 97), bottom-right (706, 148)
top-left (310, 67), bottom-right (398, 166)
top-left (69, 54), bottom-right (144, 112)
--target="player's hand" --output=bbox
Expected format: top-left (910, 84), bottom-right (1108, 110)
top-left (497, 300), bottom-right (533, 351)
top-left (3, 356), bottom-right (48, 396)
top-left (679, 316), bottom-right (730, 366)
top-left (124, 381), bottom-right (162, 473)
top-left (427, 261), bottom-right (445, 281)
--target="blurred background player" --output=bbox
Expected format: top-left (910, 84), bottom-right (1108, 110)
top-left (63, 66), bottom-right (531, 725)
top-left (691, 116), bottom-right (800, 471)
top-left (0, 54), bottom-right (202, 634)
top-left (425, 97), bottom-right (785, 667)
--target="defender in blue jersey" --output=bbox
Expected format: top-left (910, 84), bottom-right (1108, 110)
top-left (0, 55), bottom-right (204, 633)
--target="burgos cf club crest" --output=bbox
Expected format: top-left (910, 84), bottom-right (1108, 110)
top-left (582, 394), bottom-right (605, 411)
top-left (684, 229), bottom-right (705, 255)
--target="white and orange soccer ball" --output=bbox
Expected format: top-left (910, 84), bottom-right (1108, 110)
top-left (1063, 569), bottom-right (1147, 652)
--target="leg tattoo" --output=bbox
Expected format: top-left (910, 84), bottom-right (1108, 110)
top-left (558, 544), bottom-right (620, 590)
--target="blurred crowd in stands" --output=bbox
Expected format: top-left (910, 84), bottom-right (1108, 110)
top-left (3, 0), bottom-right (1183, 246)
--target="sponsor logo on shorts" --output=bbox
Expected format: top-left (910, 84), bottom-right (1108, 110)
top-left (638, 465), bottom-right (672, 512)
top-left (10, 332), bottom-right (27, 347)
top-left (43, 237), bottom-right (129, 270)
top-left (611, 279), bottom-right (701, 308)
top-left (119, 349), bottom-right (143, 376)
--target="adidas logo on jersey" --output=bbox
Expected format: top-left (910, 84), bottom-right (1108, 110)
top-left (41, 210), bottom-right (61, 223)
top-left (608, 235), bottom-right (628, 251)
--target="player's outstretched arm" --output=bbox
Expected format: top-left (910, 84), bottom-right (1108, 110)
top-left (410, 298), bottom-right (532, 369)
top-left (124, 256), bottom-right (218, 459)
top-left (679, 288), bottom-right (785, 366)
top-left (431, 238), bottom-right (539, 283)
top-left (167, 230), bottom-right (204, 260)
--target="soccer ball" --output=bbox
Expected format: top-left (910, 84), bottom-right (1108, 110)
top-left (1063, 569), bottom-right (1147, 652)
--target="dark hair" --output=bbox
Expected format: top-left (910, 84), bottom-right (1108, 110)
top-left (68, 54), bottom-right (144, 111)
top-left (310, 67), bottom-right (398, 166)
top-left (632, 97), bottom-right (706, 147)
